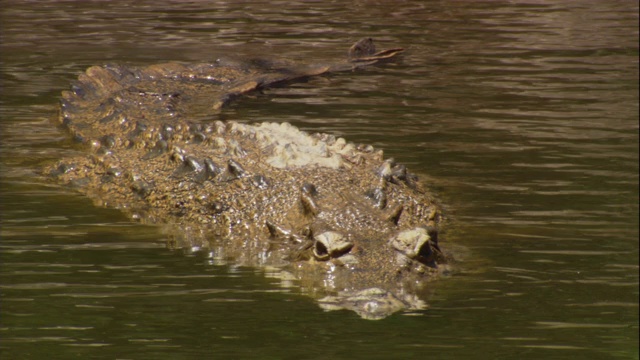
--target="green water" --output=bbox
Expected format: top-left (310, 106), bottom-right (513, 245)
top-left (1, 1), bottom-right (638, 359)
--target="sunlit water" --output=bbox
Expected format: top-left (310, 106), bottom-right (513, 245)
top-left (1, 1), bottom-right (638, 359)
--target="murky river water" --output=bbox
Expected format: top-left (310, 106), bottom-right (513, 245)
top-left (1, 1), bottom-right (638, 359)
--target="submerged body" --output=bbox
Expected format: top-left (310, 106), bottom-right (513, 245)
top-left (47, 39), bottom-right (448, 319)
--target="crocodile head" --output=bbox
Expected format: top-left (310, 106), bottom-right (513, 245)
top-left (205, 193), bottom-right (445, 320)
top-left (305, 227), bottom-right (446, 320)
top-left (257, 173), bottom-right (446, 320)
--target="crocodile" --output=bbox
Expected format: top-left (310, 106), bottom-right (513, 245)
top-left (46, 38), bottom-right (449, 320)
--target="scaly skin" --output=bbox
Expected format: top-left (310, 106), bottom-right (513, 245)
top-left (46, 39), bottom-right (448, 319)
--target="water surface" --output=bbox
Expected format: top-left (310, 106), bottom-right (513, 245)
top-left (1, 1), bottom-right (638, 359)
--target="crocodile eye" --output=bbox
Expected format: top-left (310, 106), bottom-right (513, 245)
top-left (313, 231), bottom-right (353, 261)
top-left (416, 239), bottom-right (433, 262)
top-left (391, 228), bottom-right (434, 265)
top-left (314, 241), bottom-right (330, 261)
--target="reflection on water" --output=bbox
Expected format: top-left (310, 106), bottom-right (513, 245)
top-left (1, 0), bottom-right (638, 358)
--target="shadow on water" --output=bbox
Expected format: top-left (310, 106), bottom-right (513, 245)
top-left (1, 0), bottom-right (638, 359)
